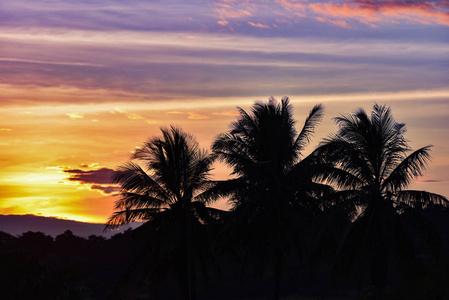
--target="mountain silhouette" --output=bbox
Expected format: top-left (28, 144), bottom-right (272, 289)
top-left (0, 214), bottom-right (140, 238)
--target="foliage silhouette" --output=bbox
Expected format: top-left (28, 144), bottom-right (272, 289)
top-left (212, 97), bottom-right (330, 299)
top-left (314, 104), bottom-right (449, 296)
top-left (106, 126), bottom-right (224, 300)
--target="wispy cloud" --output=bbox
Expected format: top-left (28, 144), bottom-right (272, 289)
top-left (111, 108), bottom-right (157, 124)
top-left (212, 110), bottom-right (240, 116)
top-left (1, 27), bottom-right (447, 106)
top-left (112, 108), bottom-right (144, 120)
top-left (66, 113), bottom-right (84, 120)
top-left (248, 21), bottom-right (271, 28)
top-left (188, 112), bottom-right (210, 120)
top-left (215, 0), bottom-right (449, 28)
top-left (167, 111), bottom-right (211, 120)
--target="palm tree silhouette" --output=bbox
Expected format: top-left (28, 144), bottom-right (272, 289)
top-left (106, 126), bottom-right (222, 300)
top-left (315, 104), bottom-right (448, 295)
top-left (212, 97), bottom-right (328, 299)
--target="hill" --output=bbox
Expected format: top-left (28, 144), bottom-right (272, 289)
top-left (0, 214), bottom-right (139, 238)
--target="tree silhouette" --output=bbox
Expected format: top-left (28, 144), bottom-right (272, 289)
top-left (106, 126), bottom-right (223, 300)
top-left (212, 97), bottom-right (329, 299)
top-left (315, 104), bottom-right (448, 296)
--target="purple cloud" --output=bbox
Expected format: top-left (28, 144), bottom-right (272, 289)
top-left (64, 167), bottom-right (119, 185)
top-left (90, 185), bottom-right (120, 194)
top-left (419, 179), bottom-right (445, 183)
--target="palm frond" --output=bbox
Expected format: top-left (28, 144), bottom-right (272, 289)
top-left (383, 146), bottom-right (432, 192)
top-left (315, 139), bottom-right (373, 185)
top-left (194, 178), bottom-right (245, 204)
top-left (113, 192), bottom-right (166, 211)
top-left (395, 190), bottom-right (449, 208)
top-left (105, 207), bottom-right (161, 229)
top-left (113, 161), bottom-right (170, 201)
top-left (294, 103), bottom-right (324, 154)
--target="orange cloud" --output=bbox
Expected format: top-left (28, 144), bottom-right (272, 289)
top-left (212, 110), bottom-right (240, 116)
top-left (167, 111), bottom-right (210, 119)
top-left (111, 108), bottom-right (156, 124)
top-left (284, 0), bottom-right (449, 27)
top-left (188, 112), bottom-right (210, 120)
top-left (167, 111), bottom-right (185, 115)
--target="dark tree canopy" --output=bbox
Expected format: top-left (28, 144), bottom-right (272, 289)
top-left (212, 97), bottom-right (330, 299)
top-left (315, 104), bottom-right (448, 293)
top-left (106, 126), bottom-right (224, 300)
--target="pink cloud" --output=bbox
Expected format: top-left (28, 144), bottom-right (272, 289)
top-left (248, 21), bottom-right (271, 28)
top-left (215, 0), bottom-right (449, 27)
top-left (303, 0), bottom-right (449, 27)
top-left (276, 0), bottom-right (308, 17)
top-left (314, 16), bottom-right (350, 28)
top-left (215, 7), bottom-right (253, 19)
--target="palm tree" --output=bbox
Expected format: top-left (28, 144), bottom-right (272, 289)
top-left (106, 126), bottom-right (223, 300)
top-left (212, 97), bottom-right (329, 299)
top-left (315, 104), bottom-right (448, 295)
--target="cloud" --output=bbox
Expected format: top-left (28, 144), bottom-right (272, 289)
top-left (212, 110), bottom-right (240, 116)
top-left (125, 113), bottom-right (144, 120)
top-left (167, 111), bottom-right (185, 115)
top-left (111, 108), bottom-right (156, 124)
top-left (217, 20), bottom-right (230, 26)
top-left (66, 113), bottom-right (84, 120)
top-left (90, 184), bottom-right (120, 194)
top-left (248, 21), bottom-right (271, 28)
top-left (0, 128), bottom-right (12, 131)
top-left (80, 163), bottom-right (100, 169)
top-left (64, 167), bottom-right (120, 185)
top-left (111, 108), bottom-right (143, 119)
top-left (214, 0), bottom-right (449, 28)
top-left (188, 112), bottom-right (210, 120)
top-left (167, 111), bottom-right (210, 119)
top-left (0, 205), bottom-right (21, 215)
top-left (418, 179), bottom-right (445, 183)
top-left (297, 0), bottom-right (449, 27)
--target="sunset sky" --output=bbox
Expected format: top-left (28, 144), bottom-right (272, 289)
top-left (1, 0), bottom-right (448, 224)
